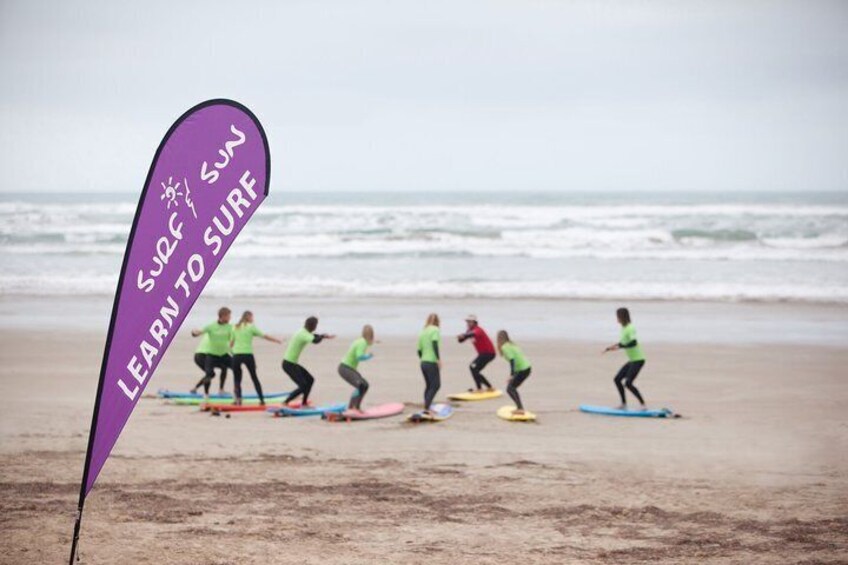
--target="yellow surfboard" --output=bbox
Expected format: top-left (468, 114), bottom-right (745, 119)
top-left (448, 389), bottom-right (503, 401)
top-left (497, 405), bottom-right (537, 422)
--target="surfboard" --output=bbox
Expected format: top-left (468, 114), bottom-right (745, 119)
top-left (273, 403), bottom-right (347, 417)
top-left (496, 405), bottom-right (537, 422)
top-left (448, 389), bottom-right (503, 401)
top-left (264, 401), bottom-right (313, 414)
top-left (158, 389), bottom-right (276, 400)
top-left (158, 389), bottom-right (233, 399)
top-left (407, 403), bottom-right (453, 423)
top-left (579, 404), bottom-right (675, 418)
top-left (204, 403), bottom-right (293, 413)
top-left (324, 403), bottom-right (405, 422)
top-left (205, 403), bottom-right (269, 412)
top-left (171, 392), bottom-right (288, 406)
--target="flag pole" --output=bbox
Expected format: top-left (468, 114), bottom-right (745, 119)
top-left (68, 358), bottom-right (109, 561)
top-left (68, 134), bottom-right (151, 564)
top-left (68, 268), bottom-right (129, 564)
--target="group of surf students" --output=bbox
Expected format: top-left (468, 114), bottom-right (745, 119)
top-left (189, 306), bottom-right (648, 417)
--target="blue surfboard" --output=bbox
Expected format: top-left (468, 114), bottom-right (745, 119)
top-left (579, 404), bottom-right (676, 418)
top-left (158, 389), bottom-right (232, 399)
top-left (274, 403), bottom-right (347, 417)
top-left (158, 388), bottom-right (281, 400)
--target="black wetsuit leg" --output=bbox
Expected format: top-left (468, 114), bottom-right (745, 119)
top-left (231, 354), bottom-right (249, 401)
top-left (193, 353), bottom-right (208, 391)
top-left (201, 354), bottom-right (218, 395)
top-left (234, 354), bottom-right (264, 403)
top-left (470, 353), bottom-right (495, 389)
top-left (242, 354), bottom-right (264, 404)
top-left (216, 354), bottom-right (231, 391)
top-left (194, 353), bottom-right (206, 371)
top-left (232, 355), bottom-right (243, 400)
top-left (614, 360), bottom-right (645, 405)
top-left (624, 360), bottom-right (645, 404)
top-left (283, 361), bottom-right (315, 405)
top-left (613, 363), bottom-right (628, 404)
top-left (283, 360), bottom-right (304, 403)
top-left (195, 354), bottom-right (230, 394)
top-left (421, 361), bottom-right (441, 410)
top-left (297, 366), bottom-right (315, 404)
top-left (507, 368), bottom-right (531, 410)
top-left (338, 364), bottom-right (369, 409)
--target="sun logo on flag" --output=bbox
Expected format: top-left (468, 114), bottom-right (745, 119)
top-left (183, 177), bottom-right (198, 220)
top-left (160, 177), bottom-right (184, 209)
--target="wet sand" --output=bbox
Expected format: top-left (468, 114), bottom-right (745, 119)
top-left (1, 322), bottom-right (847, 563)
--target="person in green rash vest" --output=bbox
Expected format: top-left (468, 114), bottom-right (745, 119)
top-left (190, 307), bottom-right (234, 398)
top-left (496, 330), bottom-right (532, 415)
top-left (230, 311), bottom-right (284, 406)
top-left (337, 324), bottom-right (376, 411)
top-left (417, 313), bottom-right (442, 414)
top-left (603, 307), bottom-right (647, 410)
top-left (282, 316), bottom-right (335, 406)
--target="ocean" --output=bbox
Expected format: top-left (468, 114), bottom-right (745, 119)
top-left (1, 190), bottom-right (846, 303)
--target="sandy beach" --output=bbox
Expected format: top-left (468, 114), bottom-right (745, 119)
top-left (1, 299), bottom-right (846, 564)
top-left (3, 0), bottom-right (848, 562)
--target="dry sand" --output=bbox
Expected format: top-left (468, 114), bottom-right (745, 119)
top-left (1, 325), bottom-right (847, 563)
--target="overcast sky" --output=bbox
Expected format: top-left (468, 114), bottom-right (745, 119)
top-left (1, 0), bottom-right (846, 193)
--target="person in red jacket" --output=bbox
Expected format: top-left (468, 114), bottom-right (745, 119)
top-left (457, 315), bottom-right (497, 392)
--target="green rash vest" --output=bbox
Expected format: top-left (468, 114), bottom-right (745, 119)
top-left (342, 337), bottom-right (370, 370)
top-left (620, 324), bottom-right (645, 362)
top-left (196, 322), bottom-right (234, 356)
top-left (417, 325), bottom-right (441, 363)
top-left (284, 328), bottom-right (314, 364)
top-left (195, 333), bottom-right (211, 354)
top-left (232, 323), bottom-right (264, 355)
top-left (501, 342), bottom-right (531, 373)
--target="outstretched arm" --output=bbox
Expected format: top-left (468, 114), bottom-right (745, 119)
top-left (263, 335), bottom-right (283, 344)
top-left (457, 331), bottom-right (473, 343)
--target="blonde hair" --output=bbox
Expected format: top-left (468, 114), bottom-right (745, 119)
top-left (496, 330), bottom-right (511, 354)
top-left (424, 313), bottom-right (440, 328)
top-left (362, 324), bottom-right (374, 343)
top-left (236, 310), bottom-right (252, 328)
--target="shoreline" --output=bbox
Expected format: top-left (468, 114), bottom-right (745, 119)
top-left (5, 292), bottom-right (848, 305)
top-left (3, 294), bottom-right (847, 345)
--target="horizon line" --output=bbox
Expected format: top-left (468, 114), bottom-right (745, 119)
top-left (1, 188), bottom-right (846, 195)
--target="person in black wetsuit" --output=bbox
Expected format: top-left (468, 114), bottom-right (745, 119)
top-left (282, 316), bottom-right (335, 406)
top-left (230, 310), bottom-right (284, 406)
top-left (190, 307), bottom-right (234, 398)
top-left (417, 313), bottom-right (442, 414)
top-left (497, 330), bottom-right (532, 415)
top-left (456, 315), bottom-right (497, 392)
top-left (603, 307), bottom-right (647, 410)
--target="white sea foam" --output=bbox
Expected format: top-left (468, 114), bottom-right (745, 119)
top-left (1, 194), bottom-right (846, 301)
top-left (1, 274), bottom-right (845, 304)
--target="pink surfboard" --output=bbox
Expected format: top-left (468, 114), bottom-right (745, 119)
top-left (325, 402), bottom-right (405, 422)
